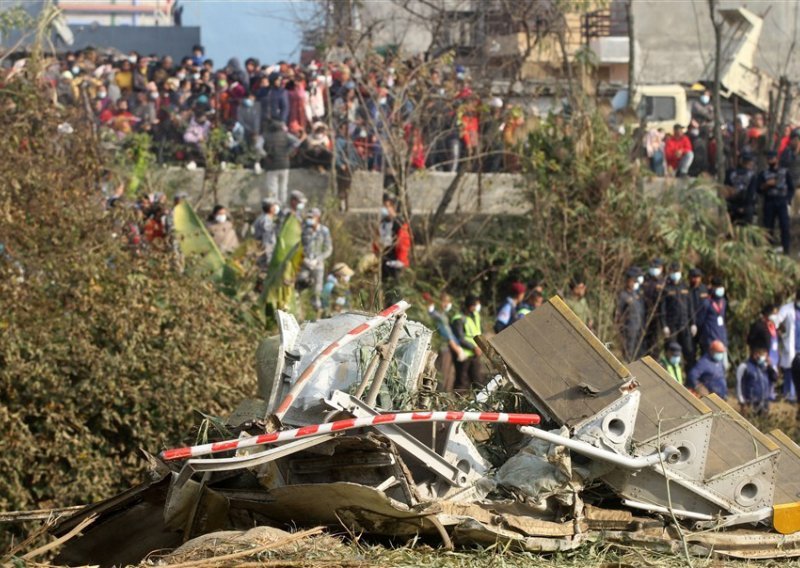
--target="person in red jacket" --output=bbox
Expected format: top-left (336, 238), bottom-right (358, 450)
top-left (665, 123), bottom-right (694, 177)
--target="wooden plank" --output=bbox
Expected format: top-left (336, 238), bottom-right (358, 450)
top-left (628, 357), bottom-right (711, 443)
top-left (768, 430), bottom-right (800, 505)
top-left (703, 394), bottom-right (778, 479)
top-left (488, 297), bottom-right (631, 426)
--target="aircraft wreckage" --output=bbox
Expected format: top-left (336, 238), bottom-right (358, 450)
top-left (53, 298), bottom-right (800, 566)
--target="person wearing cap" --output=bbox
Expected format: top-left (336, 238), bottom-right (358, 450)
top-left (565, 275), bottom-right (594, 331)
top-left (687, 340), bottom-right (727, 398)
top-left (686, 267), bottom-right (708, 368)
top-left (739, 344), bottom-right (773, 416)
top-left (780, 128), bottom-right (800, 192)
top-left (252, 198), bottom-right (280, 269)
top-left (642, 258), bottom-right (666, 356)
top-left (321, 262), bottom-right (354, 314)
top-left (481, 96), bottom-right (505, 172)
top-left (494, 281), bottom-right (526, 333)
top-left (659, 342), bottom-right (684, 384)
top-left (665, 123), bottom-right (694, 178)
top-left (450, 295), bottom-right (483, 391)
top-left (695, 276), bottom-right (728, 354)
top-left (299, 207), bottom-right (332, 312)
top-left (725, 152), bottom-right (757, 225)
top-left (756, 149), bottom-right (794, 254)
top-left (616, 266), bottom-right (645, 362)
top-left (660, 262), bottom-right (692, 363)
top-left (282, 190), bottom-right (307, 222)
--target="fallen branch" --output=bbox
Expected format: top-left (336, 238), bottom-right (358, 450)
top-left (0, 505), bottom-right (86, 523)
top-left (20, 514), bottom-right (97, 562)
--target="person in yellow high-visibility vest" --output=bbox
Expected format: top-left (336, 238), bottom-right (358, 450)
top-left (450, 294), bottom-right (483, 391)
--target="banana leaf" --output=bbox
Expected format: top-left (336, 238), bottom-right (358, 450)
top-left (261, 214), bottom-right (304, 320)
top-left (172, 201), bottom-right (242, 294)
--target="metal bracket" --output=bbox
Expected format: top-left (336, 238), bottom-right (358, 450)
top-left (325, 390), bottom-right (469, 487)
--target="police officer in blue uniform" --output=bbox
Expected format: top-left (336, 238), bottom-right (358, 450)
top-left (757, 150), bottom-right (794, 254)
top-left (725, 152), bottom-right (757, 225)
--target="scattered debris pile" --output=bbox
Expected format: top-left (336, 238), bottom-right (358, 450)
top-left (52, 298), bottom-right (800, 566)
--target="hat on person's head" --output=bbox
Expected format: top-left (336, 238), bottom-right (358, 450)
top-left (688, 267), bottom-right (703, 278)
top-left (710, 275), bottom-right (724, 287)
top-left (488, 97), bottom-right (503, 109)
top-left (509, 281), bottom-right (526, 297)
top-left (262, 197), bottom-right (276, 208)
top-left (332, 262), bottom-right (354, 278)
top-left (421, 291), bottom-right (434, 303)
top-left (289, 190), bottom-right (306, 202)
top-left (668, 261), bottom-right (680, 272)
top-left (625, 266), bottom-right (641, 279)
top-left (740, 151), bottom-right (754, 162)
top-left (464, 294), bottom-right (480, 308)
top-left (174, 191), bottom-right (189, 202)
top-left (667, 342), bottom-right (682, 354)
top-left (709, 340), bottom-right (726, 353)
top-left (308, 207), bottom-right (321, 218)
top-left (766, 150), bottom-right (778, 159)
top-left (651, 258), bottom-right (664, 267)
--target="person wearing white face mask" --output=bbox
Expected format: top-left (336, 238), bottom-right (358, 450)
top-left (616, 266), bottom-right (645, 362)
top-left (687, 340), bottom-right (727, 398)
top-left (695, 276), bottom-right (728, 357)
top-left (206, 204), bottom-right (239, 254)
top-left (660, 262), bottom-right (692, 365)
top-left (450, 295), bottom-right (483, 392)
top-left (659, 342), bottom-right (684, 384)
top-left (642, 258), bottom-right (666, 356)
top-left (740, 346), bottom-right (772, 416)
top-left (299, 208), bottom-right (332, 313)
top-left (252, 198), bottom-right (279, 269)
top-left (691, 89), bottom-right (714, 125)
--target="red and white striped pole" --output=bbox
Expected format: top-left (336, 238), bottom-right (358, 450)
top-left (160, 411), bottom-right (541, 461)
top-left (272, 300), bottom-right (411, 422)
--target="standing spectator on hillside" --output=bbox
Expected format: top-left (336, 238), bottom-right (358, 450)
top-left (322, 262), bottom-right (354, 315)
top-left (741, 346), bottom-right (773, 416)
top-left (747, 304), bottom-right (780, 400)
top-left (645, 127), bottom-right (666, 176)
top-left (725, 152), bottom-right (757, 225)
top-left (776, 296), bottom-right (797, 402)
top-left (687, 268), bottom-right (708, 367)
top-left (262, 72), bottom-right (289, 124)
top-left (237, 93), bottom-right (262, 156)
top-left (378, 194), bottom-right (411, 300)
top-left (691, 90), bottom-right (714, 125)
top-left (262, 119), bottom-right (300, 203)
top-left (757, 150), bottom-right (794, 254)
top-left (665, 124), bottom-right (694, 177)
top-left (206, 205), bottom-right (239, 254)
top-left (695, 276), bottom-right (728, 355)
top-left (642, 258), bottom-right (666, 356)
top-left (780, 129), bottom-right (800, 188)
top-left (451, 295), bottom-right (483, 391)
top-left (494, 281), bottom-right (526, 333)
top-left (564, 276), bottom-right (593, 331)
top-left (687, 340), bottom-right (727, 397)
top-left (661, 262), bottom-right (692, 363)
top-left (616, 267), bottom-right (645, 362)
top-left (299, 208), bottom-right (332, 312)
top-left (659, 342), bottom-right (684, 384)
top-left (252, 198), bottom-right (279, 269)
top-left (422, 291), bottom-right (464, 392)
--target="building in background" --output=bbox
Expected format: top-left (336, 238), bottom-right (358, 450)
top-left (56, 0), bottom-right (175, 27)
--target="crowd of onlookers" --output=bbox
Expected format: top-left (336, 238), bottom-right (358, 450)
top-left (423, 266), bottom-right (800, 419)
top-left (37, 44), bottom-right (529, 202)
